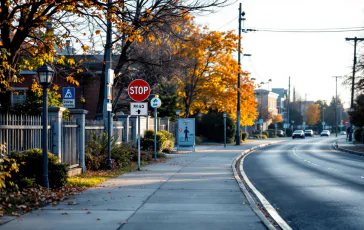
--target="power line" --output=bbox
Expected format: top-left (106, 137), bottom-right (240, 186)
top-left (243, 27), bottom-right (364, 33)
top-left (217, 16), bottom-right (238, 30)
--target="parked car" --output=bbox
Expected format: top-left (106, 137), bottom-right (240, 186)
top-left (276, 130), bottom-right (284, 137)
top-left (304, 129), bottom-right (314, 137)
top-left (321, 130), bottom-right (331, 137)
top-left (340, 131), bottom-right (347, 135)
top-left (292, 130), bottom-right (305, 139)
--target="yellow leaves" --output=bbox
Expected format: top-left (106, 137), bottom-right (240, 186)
top-left (52, 85), bottom-right (59, 91)
top-left (0, 41), bottom-right (3, 46)
top-left (156, 39), bottom-right (162, 45)
top-left (66, 76), bottom-right (79, 86)
top-left (95, 30), bottom-right (101, 35)
top-left (148, 34), bottom-right (155, 41)
top-left (146, 9), bottom-right (152, 14)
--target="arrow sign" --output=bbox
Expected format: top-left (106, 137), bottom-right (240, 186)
top-left (130, 102), bottom-right (148, 116)
top-left (150, 97), bottom-right (162, 108)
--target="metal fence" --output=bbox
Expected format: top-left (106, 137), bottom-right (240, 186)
top-left (85, 120), bottom-right (105, 144)
top-left (0, 114), bottom-right (52, 156)
top-left (62, 118), bottom-right (79, 166)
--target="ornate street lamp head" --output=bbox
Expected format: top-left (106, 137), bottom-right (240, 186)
top-left (36, 63), bottom-right (55, 86)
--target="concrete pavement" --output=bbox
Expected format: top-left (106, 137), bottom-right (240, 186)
top-left (1, 140), bottom-right (274, 230)
top-left (335, 136), bottom-right (364, 156)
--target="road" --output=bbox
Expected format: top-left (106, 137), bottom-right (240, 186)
top-left (244, 136), bottom-right (364, 230)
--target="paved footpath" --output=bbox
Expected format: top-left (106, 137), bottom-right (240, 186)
top-left (1, 140), bottom-right (272, 230)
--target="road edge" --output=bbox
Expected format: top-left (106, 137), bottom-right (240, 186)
top-left (232, 141), bottom-right (292, 230)
top-left (333, 141), bottom-right (364, 157)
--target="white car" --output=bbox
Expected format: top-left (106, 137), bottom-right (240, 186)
top-left (292, 130), bottom-right (305, 139)
top-left (321, 130), bottom-right (331, 137)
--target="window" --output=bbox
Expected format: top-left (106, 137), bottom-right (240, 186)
top-left (11, 88), bottom-right (27, 104)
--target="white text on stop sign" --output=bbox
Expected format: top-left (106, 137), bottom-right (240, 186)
top-left (129, 86), bottom-right (149, 94)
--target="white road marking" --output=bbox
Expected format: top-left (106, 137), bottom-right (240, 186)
top-left (293, 147), bottom-right (346, 174)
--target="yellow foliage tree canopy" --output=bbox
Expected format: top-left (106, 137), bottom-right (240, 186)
top-left (306, 104), bottom-right (321, 125)
top-left (175, 25), bottom-right (258, 126)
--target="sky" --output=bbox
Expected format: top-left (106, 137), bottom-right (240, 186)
top-left (195, 0), bottom-right (364, 108)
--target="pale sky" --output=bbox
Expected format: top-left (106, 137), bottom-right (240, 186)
top-left (195, 0), bottom-right (364, 108)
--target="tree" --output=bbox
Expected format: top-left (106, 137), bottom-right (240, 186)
top-left (289, 103), bottom-right (303, 124)
top-left (174, 25), bottom-right (257, 125)
top-left (350, 94), bottom-right (364, 127)
top-left (305, 104), bottom-right (321, 126)
top-left (272, 114), bottom-right (283, 124)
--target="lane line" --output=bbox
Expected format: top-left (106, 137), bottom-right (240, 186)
top-left (292, 146), bottom-right (364, 177)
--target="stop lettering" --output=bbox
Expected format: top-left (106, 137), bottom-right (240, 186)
top-left (128, 79), bottom-right (151, 102)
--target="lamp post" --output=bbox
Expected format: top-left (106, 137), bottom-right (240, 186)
top-left (175, 110), bottom-right (180, 149)
top-left (36, 63), bottom-right (55, 189)
top-left (223, 112), bottom-right (227, 148)
top-left (291, 120), bottom-right (295, 131)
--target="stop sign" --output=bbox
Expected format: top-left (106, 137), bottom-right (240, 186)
top-left (128, 79), bottom-right (151, 102)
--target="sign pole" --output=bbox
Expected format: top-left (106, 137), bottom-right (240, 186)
top-left (154, 107), bottom-right (157, 160)
top-left (223, 113), bottom-right (226, 148)
top-left (138, 116), bottom-right (141, 170)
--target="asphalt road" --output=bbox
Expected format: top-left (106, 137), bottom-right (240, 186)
top-left (244, 136), bottom-right (364, 230)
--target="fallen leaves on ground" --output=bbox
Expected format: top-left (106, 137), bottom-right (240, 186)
top-left (0, 184), bottom-right (85, 216)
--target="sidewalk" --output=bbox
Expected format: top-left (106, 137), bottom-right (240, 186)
top-left (1, 140), bottom-right (273, 230)
top-left (335, 136), bottom-right (364, 156)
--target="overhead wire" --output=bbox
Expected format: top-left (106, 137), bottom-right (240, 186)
top-left (243, 27), bottom-right (364, 33)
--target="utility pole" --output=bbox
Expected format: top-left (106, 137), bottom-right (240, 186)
top-left (345, 37), bottom-right (364, 141)
top-left (287, 77), bottom-right (291, 131)
top-left (333, 76), bottom-right (341, 137)
top-left (105, 0), bottom-right (113, 169)
top-left (236, 3), bottom-right (245, 145)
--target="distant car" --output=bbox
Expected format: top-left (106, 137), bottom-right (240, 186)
top-left (292, 130), bottom-right (305, 139)
top-left (321, 130), bottom-right (331, 137)
top-left (276, 130), bottom-right (284, 136)
top-left (304, 129), bottom-right (314, 137)
top-left (340, 131), bottom-right (347, 135)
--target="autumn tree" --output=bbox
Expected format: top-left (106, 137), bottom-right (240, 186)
top-left (272, 114), bottom-right (283, 124)
top-left (172, 24), bottom-right (257, 125)
top-left (305, 104), bottom-right (321, 126)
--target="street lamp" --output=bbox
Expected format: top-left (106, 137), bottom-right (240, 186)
top-left (291, 120), bottom-right (295, 131)
top-left (36, 63), bottom-right (55, 189)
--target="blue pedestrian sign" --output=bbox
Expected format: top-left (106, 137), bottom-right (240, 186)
top-left (259, 119), bottom-right (264, 124)
top-left (62, 87), bottom-right (75, 108)
top-left (63, 87), bottom-right (75, 99)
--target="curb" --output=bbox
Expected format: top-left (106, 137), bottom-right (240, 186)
top-left (232, 141), bottom-right (292, 230)
top-left (332, 141), bottom-right (364, 157)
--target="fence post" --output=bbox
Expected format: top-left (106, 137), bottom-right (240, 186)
top-left (117, 114), bottom-right (130, 142)
top-left (48, 106), bottom-right (66, 161)
top-left (69, 109), bottom-right (88, 172)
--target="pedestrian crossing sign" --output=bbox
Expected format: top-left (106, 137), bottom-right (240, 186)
top-left (62, 87), bottom-right (75, 99)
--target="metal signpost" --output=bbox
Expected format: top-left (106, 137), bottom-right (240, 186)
top-left (223, 113), bottom-right (227, 148)
top-left (150, 96), bottom-right (162, 160)
top-left (177, 118), bottom-right (195, 151)
top-left (62, 87), bottom-right (75, 108)
top-left (303, 121), bottom-right (306, 130)
top-left (128, 79), bottom-right (151, 170)
top-left (322, 121), bottom-right (326, 131)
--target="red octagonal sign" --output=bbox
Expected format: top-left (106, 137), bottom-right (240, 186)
top-left (128, 79), bottom-right (151, 102)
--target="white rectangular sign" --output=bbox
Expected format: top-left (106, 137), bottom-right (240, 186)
top-left (130, 102), bottom-right (148, 116)
top-left (107, 103), bottom-right (112, 111)
top-left (62, 99), bottom-right (75, 108)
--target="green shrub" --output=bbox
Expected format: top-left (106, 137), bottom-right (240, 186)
top-left (141, 130), bottom-right (174, 153)
top-left (156, 152), bottom-right (167, 158)
top-left (262, 131), bottom-right (269, 137)
top-left (200, 111), bottom-right (235, 143)
top-left (354, 128), bottom-right (364, 142)
top-left (85, 132), bottom-right (119, 170)
top-left (132, 150), bottom-right (153, 162)
top-left (253, 134), bottom-right (268, 139)
top-left (241, 132), bottom-right (249, 141)
top-left (7, 148), bottom-right (69, 189)
top-left (195, 136), bottom-right (203, 145)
